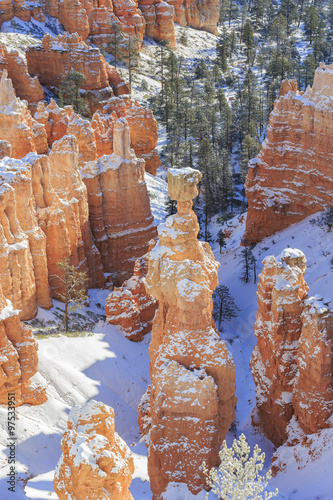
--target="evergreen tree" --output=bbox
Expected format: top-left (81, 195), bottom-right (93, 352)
top-left (213, 285), bottom-right (240, 330)
top-left (243, 20), bottom-right (255, 63)
top-left (304, 5), bottom-right (319, 44)
top-left (58, 71), bottom-right (87, 114)
top-left (279, 0), bottom-right (297, 37)
top-left (107, 21), bottom-right (124, 69)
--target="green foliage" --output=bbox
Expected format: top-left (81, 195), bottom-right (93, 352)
top-left (58, 71), bottom-right (88, 114)
top-left (213, 284), bottom-right (240, 330)
top-left (107, 21), bottom-right (124, 69)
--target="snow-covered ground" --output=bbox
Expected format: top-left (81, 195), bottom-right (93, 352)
top-left (1, 189), bottom-right (332, 499)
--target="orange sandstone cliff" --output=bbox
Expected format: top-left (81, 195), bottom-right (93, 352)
top-left (81, 117), bottom-right (157, 285)
top-left (53, 400), bottom-right (134, 500)
top-left (244, 63), bottom-right (333, 245)
top-left (0, 0), bottom-right (219, 49)
top-left (166, 0), bottom-right (219, 34)
top-left (138, 0), bottom-right (175, 48)
top-left (0, 72), bottom-right (157, 313)
top-left (139, 167), bottom-right (236, 498)
top-left (0, 43), bottom-right (44, 104)
top-left (251, 248), bottom-right (333, 446)
top-left (0, 281), bottom-right (46, 406)
top-left (0, 0), bottom-right (145, 46)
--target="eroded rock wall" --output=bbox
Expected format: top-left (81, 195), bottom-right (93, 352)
top-left (244, 63), bottom-right (333, 245)
top-left (139, 167), bottom-right (236, 498)
top-left (0, 43), bottom-right (44, 103)
top-left (251, 248), bottom-right (333, 445)
top-left (0, 281), bottom-right (46, 406)
top-left (166, 0), bottom-right (219, 34)
top-left (293, 296), bottom-right (333, 434)
top-left (81, 118), bottom-right (157, 286)
top-left (54, 400), bottom-right (134, 500)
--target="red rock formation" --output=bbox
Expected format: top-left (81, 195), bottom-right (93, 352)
top-left (244, 63), bottom-right (333, 245)
top-left (104, 96), bottom-right (161, 175)
top-left (81, 118), bottom-right (157, 285)
top-left (105, 240), bottom-right (158, 341)
top-left (0, 70), bottom-right (47, 158)
top-left (0, 154), bottom-right (52, 319)
top-left (47, 135), bottom-right (105, 293)
top-left (54, 400), bottom-right (134, 500)
top-left (250, 248), bottom-right (309, 446)
top-left (167, 0), bottom-right (219, 34)
top-left (251, 247), bottom-right (333, 446)
top-left (0, 282), bottom-right (47, 406)
top-left (138, 0), bottom-right (175, 48)
top-left (0, 72), bottom-right (105, 313)
top-left (26, 32), bottom-right (111, 90)
top-left (0, 43), bottom-right (44, 103)
top-left (139, 167), bottom-right (236, 497)
top-left (293, 296), bottom-right (333, 434)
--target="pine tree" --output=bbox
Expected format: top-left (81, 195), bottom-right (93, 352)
top-left (58, 71), bottom-right (87, 114)
top-left (240, 246), bottom-right (255, 283)
top-left (243, 20), bottom-right (255, 63)
top-left (279, 0), bottom-right (297, 37)
top-left (107, 22), bottom-right (124, 69)
top-left (304, 5), bottom-right (319, 44)
top-left (217, 229), bottom-right (227, 253)
top-left (213, 285), bottom-right (240, 330)
top-left (123, 34), bottom-right (140, 93)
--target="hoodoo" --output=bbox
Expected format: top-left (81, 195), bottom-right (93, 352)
top-left (81, 118), bottom-right (157, 286)
top-left (54, 400), bottom-right (134, 500)
top-left (251, 248), bottom-right (333, 446)
top-left (244, 63), bottom-right (333, 245)
top-left (139, 167), bottom-right (236, 498)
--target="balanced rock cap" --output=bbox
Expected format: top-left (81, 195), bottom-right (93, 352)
top-left (167, 167), bottom-right (202, 201)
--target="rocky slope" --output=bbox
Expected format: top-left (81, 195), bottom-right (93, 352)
top-left (251, 248), bottom-right (333, 446)
top-left (244, 63), bottom-right (333, 245)
top-left (139, 167), bottom-right (236, 498)
top-left (54, 400), bottom-right (134, 500)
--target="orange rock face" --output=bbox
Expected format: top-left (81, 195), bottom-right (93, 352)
top-left (251, 248), bottom-right (333, 445)
top-left (139, 167), bottom-right (236, 498)
top-left (0, 44), bottom-right (44, 103)
top-left (244, 64), bottom-right (333, 245)
top-left (81, 118), bottom-right (157, 285)
top-left (104, 96), bottom-right (161, 175)
top-left (293, 297), bottom-right (333, 434)
top-left (105, 240), bottom-right (158, 341)
top-left (0, 72), bottom-right (105, 315)
top-left (26, 32), bottom-right (111, 91)
top-left (250, 249), bottom-right (309, 446)
top-left (0, 282), bottom-right (47, 406)
top-left (54, 400), bottom-right (134, 500)
top-left (0, 69), bottom-right (47, 158)
top-left (138, 0), bottom-right (175, 48)
top-left (167, 0), bottom-right (219, 34)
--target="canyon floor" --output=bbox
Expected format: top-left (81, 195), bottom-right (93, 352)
top-left (0, 169), bottom-right (332, 499)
